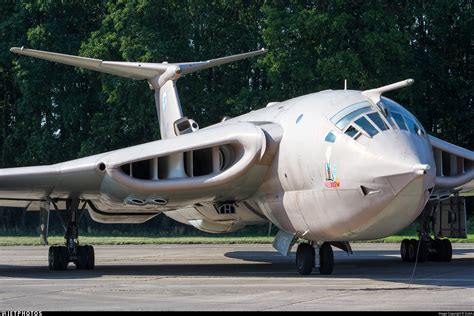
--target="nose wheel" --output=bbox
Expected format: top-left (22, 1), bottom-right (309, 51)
top-left (296, 242), bottom-right (334, 275)
top-left (296, 243), bottom-right (314, 275)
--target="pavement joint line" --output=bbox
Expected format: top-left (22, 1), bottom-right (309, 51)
top-left (261, 289), bottom-right (355, 311)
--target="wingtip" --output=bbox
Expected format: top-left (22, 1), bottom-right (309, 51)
top-left (10, 46), bottom-right (25, 53)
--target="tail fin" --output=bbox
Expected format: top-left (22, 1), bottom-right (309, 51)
top-left (10, 46), bottom-right (267, 139)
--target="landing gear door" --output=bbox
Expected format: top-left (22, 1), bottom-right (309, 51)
top-left (433, 196), bottom-right (467, 238)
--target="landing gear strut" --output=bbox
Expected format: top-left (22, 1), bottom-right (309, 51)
top-left (48, 199), bottom-right (95, 271)
top-left (296, 242), bottom-right (334, 275)
top-left (400, 202), bottom-right (452, 263)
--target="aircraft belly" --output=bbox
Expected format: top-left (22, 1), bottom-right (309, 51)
top-left (162, 202), bottom-right (267, 234)
top-left (343, 177), bottom-right (428, 240)
top-left (260, 176), bottom-right (427, 242)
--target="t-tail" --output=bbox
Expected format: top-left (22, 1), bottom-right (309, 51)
top-left (10, 46), bottom-right (267, 139)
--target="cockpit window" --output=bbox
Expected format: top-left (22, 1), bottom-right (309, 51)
top-left (390, 111), bottom-right (408, 130)
top-left (404, 116), bottom-right (420, 135)
top-left (355, 117), bottom-right (379, 137)
top-left (367, 112), bottom-right (388, 131)
top-left (330, 97), bottom-right (426, 141)
top-left (380, 97), bottom-right (426, 135)
top-left (325, 131), bottom-right (336, 143)
top-left (345, 125), bottom-right (359, 137)
top-left (330, 102), bottom-right (372, 130)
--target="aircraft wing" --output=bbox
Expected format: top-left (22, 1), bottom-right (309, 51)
top-left (0, 122), bottom-right (282, 221)
top-left (429, 135), bottom-right (474, 197)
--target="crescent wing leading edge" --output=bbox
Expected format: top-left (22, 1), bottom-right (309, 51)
top-left (429, 135), bottom-right (474, 197)
top-left (0, 122), bottom-right (282, 219)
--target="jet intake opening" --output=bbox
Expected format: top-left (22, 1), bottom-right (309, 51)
top-left (192, 148), bottom-right (213, 176)
top-left (131, 160), bottom-right (151, 180)
top-left (118, 144), bottom-right (237, 180)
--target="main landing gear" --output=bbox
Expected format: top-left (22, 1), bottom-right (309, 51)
top-left (48, 199), bottom-right (95, 271)
top-left (296, 242), bottom-right (334, 275)
top-left (400, 238), bottom-right (452, 263)
top-left (399, 202), bottom-right (452, 263)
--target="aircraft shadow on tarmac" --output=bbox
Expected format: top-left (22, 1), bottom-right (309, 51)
top-left (0, 248), bottom-right (473, 288)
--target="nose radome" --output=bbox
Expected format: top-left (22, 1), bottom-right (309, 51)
top-left (366, 131), bottom-right (436, 194)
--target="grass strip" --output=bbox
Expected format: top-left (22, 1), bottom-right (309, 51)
top-left (0, 234), bottom-right (473, 246)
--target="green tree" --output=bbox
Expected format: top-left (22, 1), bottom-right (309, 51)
top-left (261, 1), bottom-right (472, 148)
top-left (0, 1), bottom-right (28, 167)
top-left (406, 0), bottom-right (473, 148)
top-left (262, 1), bottom-right (413, 99)
top-left (79, 0), bottom-right (267, 155)
top-left (4, 1), bottom-right (105, 166)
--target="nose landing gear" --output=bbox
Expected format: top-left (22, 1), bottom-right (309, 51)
top-left (296, 242), bottom-right (334, 275)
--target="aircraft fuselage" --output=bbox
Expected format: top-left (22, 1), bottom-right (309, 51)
top-left (165, 89), bottom-right (436, 241)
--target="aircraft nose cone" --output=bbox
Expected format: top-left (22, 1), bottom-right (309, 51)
top-left (367, 131), bottom-right (436, 194)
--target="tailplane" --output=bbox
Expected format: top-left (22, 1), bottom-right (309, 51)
top-left (10, 46), bottom-right (267, 139)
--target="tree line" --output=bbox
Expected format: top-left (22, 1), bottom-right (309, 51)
top-left (0, 0), bottom-right (472, 234)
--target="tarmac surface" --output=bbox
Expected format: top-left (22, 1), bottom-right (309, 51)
top-left (0, 243), bottom-right (473, 311)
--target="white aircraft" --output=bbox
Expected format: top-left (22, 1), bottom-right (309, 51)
top-left (2, 47), bottom-right (473, 275)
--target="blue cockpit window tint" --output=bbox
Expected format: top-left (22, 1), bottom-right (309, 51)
top-left (355, 117), bottom-right (379, 137)
top-left (325, 131), bottom-right (336, 143)
top-left (380, 97), bottom-right (403, 113)
top-left (391, 111), bottom-right (407, 130)
top-left (345, 126), bottom-right (358, 137)
top-left (367, 112), bottom-right (388, 131)
top-left (334, 106), bottom-right (372, 130)
top-left (404, 116), bottom-right (420, 134)
top-left (330, 102), bottom-right (371, 129)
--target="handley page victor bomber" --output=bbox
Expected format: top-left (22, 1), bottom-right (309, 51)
top-left (2, 47), bottom-right (473, 275)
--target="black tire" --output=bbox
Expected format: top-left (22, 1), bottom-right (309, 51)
top-left (48, 246), bottom-right (54, 270)
top-left (407, 239), bottom-right (418, 262)
top-left (86, 245), bottom-right (95, 270)
top-left (76, 245), bottom-right (95, 270)
top-left (442, 239), bottom-right (452, 262)
top-left (75, 246), bottom-right (95, 270)
top-left (400, 239), bottom-right (410, 262)
top-left (48, 246), bottom-right (55, 270)
top-left (76, 245), bottom-right (89, 270)
top-left (418, 240), bottom-right (429, 263)
top-left (319, 243), bottom-right (334, 275)
top-left (49, 246), bottom-right (68, 271)
top-left (58, 246), bottom-right (69, 270)
top-left (434, 239), bottom-right (446, 262)
top-left (296, 243), bottom-right (314, 275)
